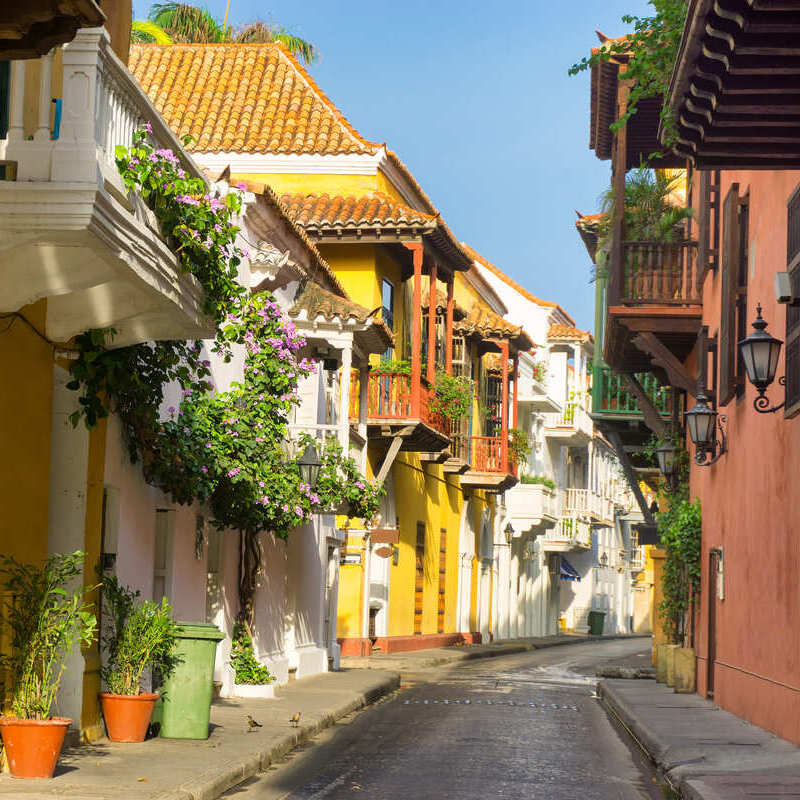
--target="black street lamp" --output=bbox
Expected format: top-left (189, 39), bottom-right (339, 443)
top-left (685, 392), bottom-right (727, 466)
top-left (504, 522), bottom-right (514, 545)
top-left (298, 443), bottom-right (322, 488)
top-left (599, 551), bottom-right (608, 568)
top-left (739, 303), bottom-right (785, 413)
top-left (655, 441), bottom-right (680, 481)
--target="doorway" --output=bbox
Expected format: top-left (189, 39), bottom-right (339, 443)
top-left (707, 549), bottom-right (720, 698)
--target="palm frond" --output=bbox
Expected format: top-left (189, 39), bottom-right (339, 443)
top-left (148, 2), bottom-right (223, 43)
top-left (131, 20), bottom-right (174, 44)
top-left (270, 29), bottom-right (318, 63)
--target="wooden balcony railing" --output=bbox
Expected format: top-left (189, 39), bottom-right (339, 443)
top-left (348, 370), bottom-right (450, 438)
top-left (450, 434), bottom-right (515, 475)
top-left (612, 240), bottom-right (700, 305)
top-left (592, 366), bottom-right (675, 418)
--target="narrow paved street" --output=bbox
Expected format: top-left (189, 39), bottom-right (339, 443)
top-left (226, 639), bottom-right (662, 800)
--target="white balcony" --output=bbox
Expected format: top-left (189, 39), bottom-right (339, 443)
top-left (543, 401), bottom-right (593, 444)
top-left (541, 515), bottom-right (592, 552)
top-left (0, 28), bottom-right (213, 347)
top-left (505, 483), bottom-right (558, 535)
top-left (517, 376), bottom-right (560, 413)
top-left (629, 547), bottom-right (645, 572)
top-left (561, 488), bottom-right (617, 525)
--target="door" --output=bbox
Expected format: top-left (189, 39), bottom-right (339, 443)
top-left (707, 549), bottom-right (719, 698)
top-left (437, 528), bottom-right (447, 634)
top-left (414, 522), bottom-right (425, 635)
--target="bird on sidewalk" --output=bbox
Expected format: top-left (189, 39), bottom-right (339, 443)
top-left (246, 715), bottom-right (262, 732)
top-left (289, 712), bottom-right (301, 728)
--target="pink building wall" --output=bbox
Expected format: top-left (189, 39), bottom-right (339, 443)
top-left (691, 168), bottom-right (800, 745)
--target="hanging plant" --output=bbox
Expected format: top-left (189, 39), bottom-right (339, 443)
top-left (507, 428), bottom-right (532, 466)
top-left (430, 371), bottom-right (474, 422)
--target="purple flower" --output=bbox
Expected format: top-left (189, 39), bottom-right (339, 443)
top-left (201, 466), bottom-right (208, 474)
top-left (205, 443), bottom-right (212, 449)
top-left (142, 122), bottom-right (153, 134)
top-left (227, 467), bottom-right (241, 478)
top-left (235, 182), bottom-right (247, 190)
top-left (168, 406), bottom-right (176, 415)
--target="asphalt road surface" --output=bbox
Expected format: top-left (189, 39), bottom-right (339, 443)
top-left (225, 639), bottom-right (665, 800)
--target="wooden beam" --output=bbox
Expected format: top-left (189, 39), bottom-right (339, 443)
top-left (375, 434), bottom-right (404, 484)
top-left (445, 277), bottom-right (454, 375)
top-left (607, 430), bottom-right (655, 527)
top-left (427, 261), bottom-right (437, 384)
top-left (620, 374), bottom-right (669, 439)
top-left (632, 332), bottom-right (698, 395)
top-left (405, 242), bottom-right (424, 419)
top-left (500, 341), bottom-right (509, 473)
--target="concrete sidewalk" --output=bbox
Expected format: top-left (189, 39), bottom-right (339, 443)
top-left (0, 669), bottom-right (399, 800)
top-left (600, 678), bottom-right (800, 799)
top-left (341, 633), bottom-right (650, 673)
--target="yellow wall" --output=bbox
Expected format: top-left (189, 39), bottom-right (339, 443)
top-left (0, 301), bottom-right (54, 566)
top-left (232, 172), bottom-right (408, 204)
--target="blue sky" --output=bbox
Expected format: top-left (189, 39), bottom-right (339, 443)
top-left (134, 0), bottom-right (652, 330)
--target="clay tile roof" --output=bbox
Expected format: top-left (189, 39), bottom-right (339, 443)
top-left (548, 323), bottom-right (593, 343)
top-left (456, 304), bottom-right (533, 351)
top-left (129, 43), bottom-right (380, 155)
top-left (279, 191), bottom-right (436, 231)
top-left (575, 211), bottom-right (607, 264)
top-left (288, 282), bottom-right (393, 353)
top-left (421, 289), bottom-right (467, 320)
top-left (461, 242), bottom-right (576, 326)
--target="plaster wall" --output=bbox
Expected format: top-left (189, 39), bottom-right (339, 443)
top-left (690, 168), bottom-right (800, 745)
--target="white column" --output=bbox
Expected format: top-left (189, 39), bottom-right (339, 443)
top-left (48, 366), bottom-right (90, 730)
top-left (339, 343), bottom-right (352, 451)
top-left (509, 547), bottom-right (520, 638)
top-left (8, 61), bottom-right (25, 142)
top-left (51, 27), bottom-right (105, 183)
top-left (34, 51), bottom-right (55, 141)
top-left (497, 537), bottom-right (510, 640)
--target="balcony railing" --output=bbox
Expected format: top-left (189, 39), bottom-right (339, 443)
top-left (543, 401), bottom-right (593, 438)
top-left (592, 366), bottom-right (676, 418)
top-left (451, 434), bottom-right (514, 475)
top-left (506, 483), bottom-right (558, 529)
top-left (544, 516), bottom-right (592, 549)
top-left (348, 370), bottom-right (450, 438)
top-left (629, 547), bottom-right (645, 571)
top-left (618, 241), bottom-right (700, 305)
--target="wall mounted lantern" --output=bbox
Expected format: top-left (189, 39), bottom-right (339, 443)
top-left (739, 304), bottom-right (785, 413)
top-left (655, 441), bottom-right (680, 484)
top-left (599, 551), bottom-right (608, 567)
top-left (504, 522), bottom-right (514, 545)
top-left (298, 443), bottom-right (322, 488)
top-left (685, 392), bottom-right (727, 466)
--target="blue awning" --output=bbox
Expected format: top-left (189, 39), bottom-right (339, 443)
top-left (560, 557), bottom-right (581, 582)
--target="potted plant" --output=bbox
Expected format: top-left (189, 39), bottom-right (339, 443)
top-left (231, 623), bottom-right (275, 698)
top-left (99, 575), bottom-right (179, 742)
top-left (0, 551), bottom-right (97, 779)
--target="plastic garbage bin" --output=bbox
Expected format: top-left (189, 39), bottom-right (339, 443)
top-left (588, 610), bottom-right (606, 636)
top-left (158, 622), bottom-right (224, 739)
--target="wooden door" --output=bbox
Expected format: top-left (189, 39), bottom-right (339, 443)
top-left (414, 523), bottom-right (425, 635)
top-left (437, 528), bottom-right (447, 633)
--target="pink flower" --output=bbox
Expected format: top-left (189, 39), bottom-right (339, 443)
top-left (142, 122), bottom-right (153, 134)
top-left (235, 182), bottom-right (247, 190)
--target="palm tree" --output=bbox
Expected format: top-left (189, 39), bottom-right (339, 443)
top-left (130, 3), bottom-right (318, 64)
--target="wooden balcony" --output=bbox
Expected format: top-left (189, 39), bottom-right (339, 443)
top-left (605, 240), bottom-right (703, 374)
top-left (349, 370), bottom-right (450, 453)
top-left (451, 434), bottom-right (517, 492)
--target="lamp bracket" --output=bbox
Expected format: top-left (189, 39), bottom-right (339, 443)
top-left (754, 376), bottom-right (786, 414)
top-left (695, 414), bottom-right (728, 467)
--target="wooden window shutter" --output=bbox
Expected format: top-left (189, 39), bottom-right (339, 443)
top-left (697, 170), bottom-right (720, 283)
top-left (414, 522), bottom-right (425, 634)
top-left (718, 183), bottom-right (740, 406)
top-left (785, 183), bottom-right (800, 416)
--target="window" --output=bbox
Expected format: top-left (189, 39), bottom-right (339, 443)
top-left (153, 509), bottom-right (174, 602)
top-left (785, 183), bottom-right (800, 416)
top-left (381, 279), bottom-right (394, 361)
top-left (0, 62), bottom-right (8, 141)
top-left (719, 184), bottom-right (748, 406)
top-left (414, 523), bottom-right (425, 635)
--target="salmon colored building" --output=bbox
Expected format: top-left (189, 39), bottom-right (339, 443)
top-left (584, 2), bottom-right (800, 746)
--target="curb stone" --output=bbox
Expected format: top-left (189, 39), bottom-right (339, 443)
top-left (155, 672), bottom-right (400, 800)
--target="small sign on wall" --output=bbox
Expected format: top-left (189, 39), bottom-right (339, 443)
top-left (340, 552), bottom-right (362, 566)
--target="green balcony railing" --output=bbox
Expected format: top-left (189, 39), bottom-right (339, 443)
top-left (592, 365), bottom-right (674, 418)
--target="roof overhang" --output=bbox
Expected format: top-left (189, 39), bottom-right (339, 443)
top-left (667, 0), bottom-right (800, 168)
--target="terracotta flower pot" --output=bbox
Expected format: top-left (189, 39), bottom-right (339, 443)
top-left (0, 716), bottom-right (71, 779)
top-left (100, 692), bottom-right (158, 743)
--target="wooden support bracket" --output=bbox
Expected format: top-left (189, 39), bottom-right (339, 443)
top-left (620, 374), bottom-right (669, 439)
top-left (632, 332), bottom-right (697, 395)
top-left (607, 430), bottom-right (655, 527)
top-left (376, 435), bottom-right (404, 484)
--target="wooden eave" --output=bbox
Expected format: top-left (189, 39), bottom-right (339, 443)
top-left (0, 0), bottom-right (104, 59)
top-left (460, 471), bottom-right (518, 493)
top-left (590, 53), bottom-right (683, 168)
top-left (366, 420), bottom-right (450, 454)
top-left (667, 0), bottom-right (800, 168)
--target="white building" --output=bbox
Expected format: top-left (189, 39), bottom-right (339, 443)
top-left (469, 249), bottom-right (639, 638)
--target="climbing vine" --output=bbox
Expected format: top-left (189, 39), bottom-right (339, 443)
top-left (568, 0), bottom-right (688, 153)
top-left (66, 129), bottom-right (382, 629)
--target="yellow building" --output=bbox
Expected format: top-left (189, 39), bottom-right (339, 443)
top-left (132, 42), bottom-right (534, 653)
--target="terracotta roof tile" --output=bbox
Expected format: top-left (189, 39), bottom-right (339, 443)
top-left (421, 288), bottom-right (467, 321)
top-left (456, 304), bottom-right (533, 351)
top-left (279, 191), bottom-right (436, 230)
top-left (461, 242), bottom-right (576, 326)
top-left (548, 323), bottom-right (593, 343)
top-left (129, 43), bottom-right (380, 155)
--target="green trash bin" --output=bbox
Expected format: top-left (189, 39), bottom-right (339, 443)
top-left (588, 610), bottom-right (606, 636)
top-left (158, 622), bottom-right (224, 740)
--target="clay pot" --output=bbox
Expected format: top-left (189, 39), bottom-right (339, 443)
top-left (0, 716), bottom-right (70, 778)
top-left (100, 692), bottom-right (158, 743)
